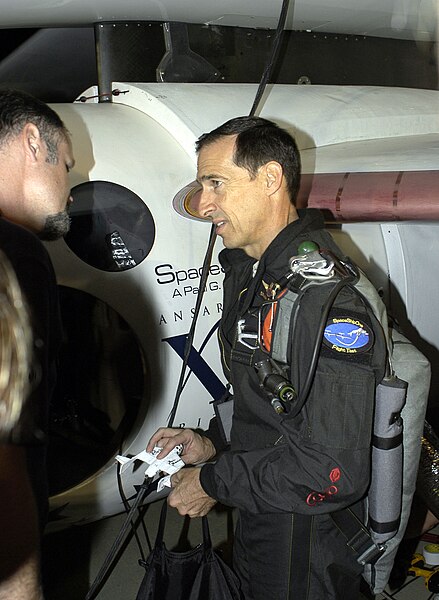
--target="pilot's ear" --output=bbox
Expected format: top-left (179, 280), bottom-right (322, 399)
top-left (23, 122), bottom-right (42, 163)
top-left (264, 161), bottom-right (283, 195)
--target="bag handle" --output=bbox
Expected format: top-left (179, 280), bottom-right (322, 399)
top-left (155, 500), bottom-right (213, 551)
top-left (202, 515), bottom-right (212, 549)
top-left (154, 500), bottom-right (168, 547)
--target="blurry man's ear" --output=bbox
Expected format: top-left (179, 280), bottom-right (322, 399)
top-left (22, 123), bottom-right (42, 162)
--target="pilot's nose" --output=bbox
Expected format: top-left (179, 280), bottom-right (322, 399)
top-left (196, 188), bottom-right (216, 219)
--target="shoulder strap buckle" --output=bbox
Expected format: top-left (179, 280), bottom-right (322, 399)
top-left (237, 318), bottom-right (259, 350)
top-left (289, 250), bottom-right (335, 281)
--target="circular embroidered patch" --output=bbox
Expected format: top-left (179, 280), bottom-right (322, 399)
top-left (323, 316), bottom-right (374, 354)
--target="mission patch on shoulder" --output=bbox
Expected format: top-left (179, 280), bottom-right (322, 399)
top-left (323, 315), bottom-right (374, 355)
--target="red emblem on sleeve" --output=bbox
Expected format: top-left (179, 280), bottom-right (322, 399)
top-left (330, 468), bottom-right (341, 483)
top-left (306, 468), bottom-right (342, 506)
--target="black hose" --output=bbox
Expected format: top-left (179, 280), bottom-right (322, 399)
top-left (249, 0), bottom-right (293, 116)
top-left (85, 481), bottom-right (155, 600)
top-left (289, 277), bottom-right (355, 418)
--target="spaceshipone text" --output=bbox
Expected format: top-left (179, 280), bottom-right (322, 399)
top-left (155, 263), bottom-right (224, 326)
top-left (155, 263), bottom-right (224, 297)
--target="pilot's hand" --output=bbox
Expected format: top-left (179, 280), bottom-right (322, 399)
top-left (146, 427), bottom-right (216, 465)
top-left (168, 467), bottom-right (217, 518)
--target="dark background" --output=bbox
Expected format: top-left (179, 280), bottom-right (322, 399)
top-left (0, 23), bottom-right (436, 102)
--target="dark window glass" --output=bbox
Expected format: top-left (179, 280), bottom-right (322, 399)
top-left (65, 181), bottom-right (156, 272)
top-left (48, 286), bottom-right (147, 495)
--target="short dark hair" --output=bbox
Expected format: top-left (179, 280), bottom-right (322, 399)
top-left (0, 89), bottom-right (68, 164)
top-left (195, 116), bottom-right (301, 204)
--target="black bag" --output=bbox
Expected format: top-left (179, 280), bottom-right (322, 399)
top-left (136, 501), bottom-right (242, 600)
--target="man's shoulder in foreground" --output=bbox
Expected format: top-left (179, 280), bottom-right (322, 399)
top-left (0, 217), bottom-right (54, 278)
top-left (0, 217), bottom-right (48, 252)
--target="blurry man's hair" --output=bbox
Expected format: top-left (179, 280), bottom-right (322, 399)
top-left (0, 251), bottom-right (32, 435)
top-left (0, 89), bottom-right (68, 164)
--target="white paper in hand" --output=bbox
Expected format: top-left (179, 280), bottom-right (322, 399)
top-left (115, 444), bottom-right (185, 478)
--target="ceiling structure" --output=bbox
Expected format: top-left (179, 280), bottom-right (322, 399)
top-left (0, 0), bottom-right (436, 41)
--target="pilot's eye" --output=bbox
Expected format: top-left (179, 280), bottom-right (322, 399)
top-left (211, 180), bottom-right (222, 190)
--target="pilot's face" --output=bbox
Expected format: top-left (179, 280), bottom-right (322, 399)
top-left (23, 132), bottom-right (74, 240)
top-left (196, 135), bottom-right (272, 260)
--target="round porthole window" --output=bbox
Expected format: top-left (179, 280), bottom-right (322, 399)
top-left (65, 181), bottom-right (156, 272)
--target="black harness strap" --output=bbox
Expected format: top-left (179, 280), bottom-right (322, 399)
top-left (330, 508), bottom-right (385, 566)
top-left (288, 514), bottom-right (313, 600)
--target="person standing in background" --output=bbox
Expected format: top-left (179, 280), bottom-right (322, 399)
top-left (0, 89), bottom-right (74, 600)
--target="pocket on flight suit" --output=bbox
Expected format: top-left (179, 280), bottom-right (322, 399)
top-left (300, 365), bottom-right (375, 450)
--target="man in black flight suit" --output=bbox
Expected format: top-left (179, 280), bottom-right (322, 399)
top-left (148, 116), bottom-right (386, 600)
